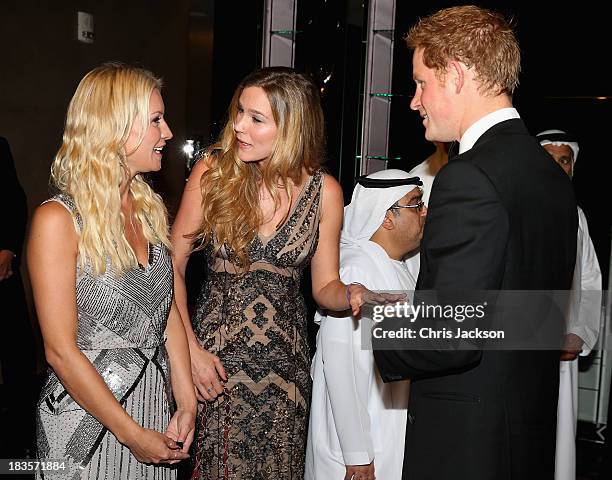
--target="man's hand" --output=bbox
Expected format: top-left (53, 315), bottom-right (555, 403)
top-left (345, 461), bottom-right (375, 480)
top-left (560, 333), bottom-right (584, 361)
top-left (347, 282), bottom-right (406, 317)
top-left (0, 250), bottom-right (14, 281)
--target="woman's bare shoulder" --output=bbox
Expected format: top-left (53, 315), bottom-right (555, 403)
top-left (30, 201), bottom-right (79, 247)
top-left (320, 173), bottom-right (343, 201)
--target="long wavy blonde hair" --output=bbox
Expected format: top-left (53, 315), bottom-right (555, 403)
top-left (51, 62), bottom-right (171, 275)
top-left (194, 67), bottom-right (325, 268)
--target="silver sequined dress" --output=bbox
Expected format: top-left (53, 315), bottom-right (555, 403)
top-left (191, 170), bottom-right (323, 479)
top-left (36, 194), bottom-right (176, 479)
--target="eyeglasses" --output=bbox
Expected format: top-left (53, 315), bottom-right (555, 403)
top-left (390, 200), bottom-right (425, 212)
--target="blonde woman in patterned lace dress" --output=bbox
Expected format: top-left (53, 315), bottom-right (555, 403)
top-left (28, 63), bottom-right (196, 478)
top-left (171, 67), bottom-right (373, 479)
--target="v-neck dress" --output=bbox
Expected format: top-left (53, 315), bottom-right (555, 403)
top-left (191, 170), bottom-right (324, 480)
top-left (36, 194), bottom-right (176, 479)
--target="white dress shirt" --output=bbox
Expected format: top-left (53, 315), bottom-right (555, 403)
top-left (459, 107), bottom-right (520, 154)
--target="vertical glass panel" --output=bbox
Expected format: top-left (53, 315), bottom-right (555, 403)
top-left (294, 0), bottom-right (369, 202)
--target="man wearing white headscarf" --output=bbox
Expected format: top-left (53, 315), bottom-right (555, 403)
top-left (537, 129), bottom-right (580, 178)
top-left (305, 169), bottom-right (427, 480)
top-left (537, 129), bottom-right (602, 480)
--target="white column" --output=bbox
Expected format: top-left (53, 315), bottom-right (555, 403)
top-left (359, 0), bottom-right (396, 174)
top-left (262, 0), bottom-right (298, 67)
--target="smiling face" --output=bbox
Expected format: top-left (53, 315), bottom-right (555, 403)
top-left (233, 86), bottom-right (278, 166)
top-left (125, 89), bottom-right (172, 176)
top-left (409, 48), bottom-right (461, 143)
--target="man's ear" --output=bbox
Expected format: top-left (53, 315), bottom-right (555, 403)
top-left (381, 211), bottom-right (395, 230)
top-left (449, 60), bottom-right (465, 94)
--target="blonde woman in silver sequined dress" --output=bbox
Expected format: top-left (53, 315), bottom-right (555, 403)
top-left (171, 67), bottom-right (372, 479)
top-left (28, 63), bottom-right (196, 479)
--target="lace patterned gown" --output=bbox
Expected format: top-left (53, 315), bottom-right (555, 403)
top-left (191, 170), bottom-right (323, 480)
top-left (36, 194), bottom-right (176, 480)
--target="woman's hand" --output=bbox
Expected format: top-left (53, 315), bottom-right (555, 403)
top-left (124, 426), bottom-right (189, 465)
top-left (190, 342), bottom-right (227, 402)
top-left (165, 407), bottom-right (196, 455)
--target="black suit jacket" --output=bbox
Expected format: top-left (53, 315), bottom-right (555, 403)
top-left (374, 119), bottom-right (577, 479)
top-left (0, 136), bottom-right (35, 384)
top-left (0, 136), bottom-right (27, 262)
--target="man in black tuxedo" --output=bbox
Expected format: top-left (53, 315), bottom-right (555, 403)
top-left (373, 6), bottom-right (578, 479)
top-left (0, 136), bottom-right (37, 456)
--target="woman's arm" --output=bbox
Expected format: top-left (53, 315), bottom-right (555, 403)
top-left (164, 300), bottom-right (197, 453)
top-left (28, 202), bottom-right (187, 464)
top-left (310, 174), bottom-right (371, 316)
top-left (171, 158), bottom-right (227, 402)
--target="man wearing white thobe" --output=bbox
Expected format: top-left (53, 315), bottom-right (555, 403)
top-left (306, 169), bottom-right (427, 480)
top-left (537, 129), bottom-right (602, 480)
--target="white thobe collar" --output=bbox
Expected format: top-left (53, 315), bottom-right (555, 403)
top-left (459, 107), bottom-right (520, 154)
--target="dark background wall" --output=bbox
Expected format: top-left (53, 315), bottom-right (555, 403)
top-left (1, 0), bottom-right (191, 215)
top-left (186, 0), bottom-right (215, 156)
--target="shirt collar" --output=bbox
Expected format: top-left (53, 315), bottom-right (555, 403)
top-left (459, 107), bottom-right (520, 154)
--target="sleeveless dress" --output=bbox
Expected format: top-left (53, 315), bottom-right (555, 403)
top-left (191, 170), bottom-right (324, 480)
top-left (36, 194), bottom-right (177, 480)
